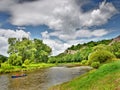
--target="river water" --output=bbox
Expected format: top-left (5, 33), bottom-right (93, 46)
top-left (0, 66), bottom-right (92, 90)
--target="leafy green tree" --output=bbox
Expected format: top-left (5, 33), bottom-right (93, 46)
top-left (8, 38), bottom-right (51, 65)
top-left (8, 53), bottom-right (22, 66)
top-left (93, 44), bottom-right (108, 51)
top-left (111, 42), bottom-right (120, 58)
top-left (88, 50), bottom-right (116, 65)
top-left (80, 47), bottom-right (92, 60)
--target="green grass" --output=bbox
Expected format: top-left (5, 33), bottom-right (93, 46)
top-left (56, 62), bottom-right (82, 67)
top-left (49, 60), bottom-right (120, 90)
top-left (0, 63), bottom-right (55, 74)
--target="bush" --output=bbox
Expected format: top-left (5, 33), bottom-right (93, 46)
top-left (91, 62), bottom-right (100, 68)
top-left (8, 54), bottom-right (22, 66)
top-left (88, 50), bottom-right (116, 64)
top-left (81, 60), bottom-right (87, 65)
top-left (24, 59), bottom-right (30, 65)
top-left (22, 64), bottom-right (27, 68)
top-left (1, 63), bottom-right (13, 70)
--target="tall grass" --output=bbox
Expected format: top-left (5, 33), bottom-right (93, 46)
top-left (0, 63), bottom-right (55, 74)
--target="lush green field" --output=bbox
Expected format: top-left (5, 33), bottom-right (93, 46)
top-left (0, 63), bottom-right (55, 74)
top-left (49, 60), bottom-right (120, 90)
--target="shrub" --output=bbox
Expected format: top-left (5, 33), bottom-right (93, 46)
top-left (91, 62), bottom-right (100, 68)
top-left (88, 50), bottom-right (116, 64)
top-left (22, 64), bottom-right (27, 68)
top-left (1, 63), bottom-right (13, 70)
top-left (81, 60), bottom-right (87, 65)
top-left (24, 59), bottom-right (30, 65)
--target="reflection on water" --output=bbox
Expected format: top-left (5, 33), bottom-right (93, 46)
top-left (0, 66), bottom-right (92, 90)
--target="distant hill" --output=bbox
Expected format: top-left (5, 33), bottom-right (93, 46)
top-left (64, 39), bottom-right (112, 54)
top-left (65, 35), bottom-right (120, 54)
top-left (110, 35), bottom-right (120, 45)
top-left (49, 35), bottom-right (120, 63)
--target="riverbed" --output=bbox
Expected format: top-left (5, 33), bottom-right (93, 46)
top-left (0, 66), bottom-right (92, 90)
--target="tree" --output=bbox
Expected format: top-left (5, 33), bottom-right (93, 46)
top-left (111, 42), bottom-right (120, 58)
top-left (8, 38), bottom-right (52, 65)
top-left (8, 53), bottom-right (22, 66)
top-left (88, 50), bottom-right (116, 65)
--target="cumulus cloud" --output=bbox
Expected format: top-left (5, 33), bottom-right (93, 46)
top-left (0, 0), bottom-right (117, 28)
top-left (80, 1), bottom-right (118, 26)
top-left (0, 29), bottom-right (30, 56)
top-left (45, 29), bottom-right (109, 41)
top-left (0, 0), bottom-right (118, 55)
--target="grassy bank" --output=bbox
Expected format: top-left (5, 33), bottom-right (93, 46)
top-left (0, 63), bottom-right (55, 74)
top-left (0, 62), bottom-right (82, 74)
top-left (49, 60), bottom-right (120, 90)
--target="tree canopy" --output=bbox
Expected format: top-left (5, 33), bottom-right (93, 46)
top-left (7, 38), bottom-right (51, 65)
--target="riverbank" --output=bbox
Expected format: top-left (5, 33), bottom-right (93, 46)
top-left (0, 63), bottom-right (56, 74)
top-left (0, 62), bottom-right (82, 74)
top-left (49, 60), bottom-right (120, 90)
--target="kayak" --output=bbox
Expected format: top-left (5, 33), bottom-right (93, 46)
top-left (11, 74), bottom-right (27, 78)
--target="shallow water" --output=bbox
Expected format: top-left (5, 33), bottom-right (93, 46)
top-left (0, 66), bottom-right (92, 90)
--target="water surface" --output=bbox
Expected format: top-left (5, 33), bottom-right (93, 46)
top-left (0, 66), bottom-right (92, 90)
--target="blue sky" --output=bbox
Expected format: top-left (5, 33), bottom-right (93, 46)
top-left (0, 0), bottom-right (120, 56)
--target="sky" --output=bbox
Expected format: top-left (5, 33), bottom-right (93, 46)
top-left (0, 0), bottom-right (120, 56)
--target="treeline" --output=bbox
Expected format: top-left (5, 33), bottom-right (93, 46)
top-left (0, 37), bottom-right (120, 68)
top-left (67, 40), bottom-right (112, 50)
top-left (48, 40), bottom-right (120, 67)
top-left (7, 38), bottom-right (51, 66)
top-left (48, 47), bottom-right (92, 63)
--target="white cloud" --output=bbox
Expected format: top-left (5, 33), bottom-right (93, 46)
top-left (0, 0), bottom-right (117, 28)
top-left (46, 29), bottom-right (109, 41)
top-left (80, 1), bottom-right (118, 26)
top-left (41, 31), bottom-right (50, 39)
top-left (0, 29), bottom-right (30, 56)
top-left (42, 38), bottom-right (70, 55)
top-left (0, 0), bottom-right (118, 55)
top-left (91, 29), bottom-right (108, 37)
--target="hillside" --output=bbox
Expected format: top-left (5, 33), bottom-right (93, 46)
top-left (48, 35), bottom-right (120, 63)
top-left (49, 60), bottom-right (120, 90)
top-left (64, 35), bottom-right (120, 54)
top-left (110, 35), bottom-right (120, 45)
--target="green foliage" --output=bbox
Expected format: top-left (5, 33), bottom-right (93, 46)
top-left (81, 60), bottom-right (87, 65)
top-left (8, 54), bottom-right (22, 66)
top-left (91, 62), bottom-right (100, 68)
top-left (1, 63), bottom-right (13, 70)
top-left (0, 55), bottom-right (7, 63)
top-left (48, 46), bottom-right (92, 63)
top-left (79, 47), bottom-right (92, 60)
top-left (48, 56), bottom-right (56, 63)
top-left (48, 52), bottom-right (82, 63)
top-left (93, 44), bottom-right (108, 51)
top-left (88, 50), bottom-right (116, 64)
top-left (24, 59), bottom-right (30, 65)
top-left (8, 38), bottom-right (51, 65)
top-left (111, 42), bottom-right (120, 58)
top-left (68, 39), bottom-right (111, 50)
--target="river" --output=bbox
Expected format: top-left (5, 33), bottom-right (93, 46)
top-left (0, 66), bottom-right (92, 90)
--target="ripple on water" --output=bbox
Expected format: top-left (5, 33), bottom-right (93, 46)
top-left (0, 66), bottom-right (92, 90)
